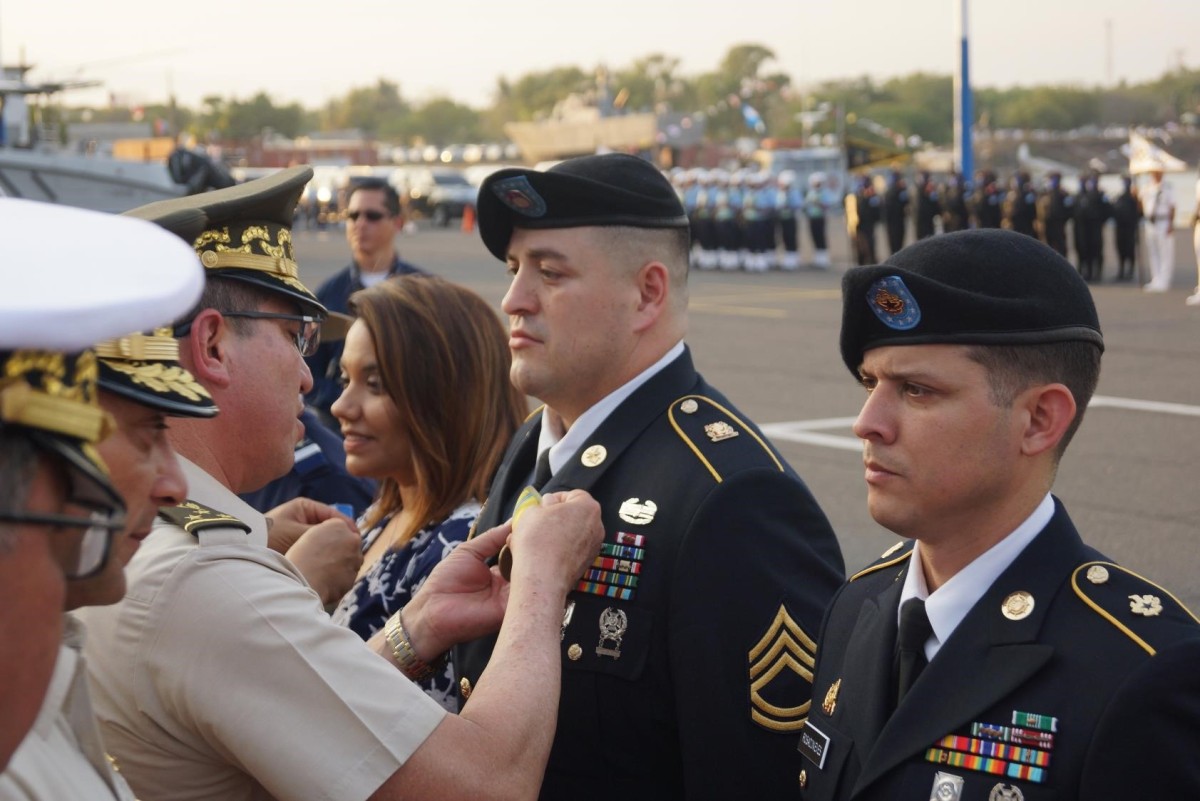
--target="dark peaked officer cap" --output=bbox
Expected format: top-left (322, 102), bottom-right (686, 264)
top-left (477, 153), bottom-right (689, 261)
top-left (123, 166), bottom-right (325, 317)
top-left (840, 228), bottom-right (1104, 376)
top-left (94, 328), bottom-right (219, 418)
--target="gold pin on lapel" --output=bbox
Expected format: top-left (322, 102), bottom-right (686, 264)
top-left (581, 445), bottom-right (606, 467)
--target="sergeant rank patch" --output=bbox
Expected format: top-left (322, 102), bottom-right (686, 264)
top-left (748, 604), bottom-right (816, 732)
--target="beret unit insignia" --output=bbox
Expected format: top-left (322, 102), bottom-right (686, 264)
top-left (866, 275), bottom-right (921, 330)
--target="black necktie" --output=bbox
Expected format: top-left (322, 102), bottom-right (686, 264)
top-left (894, 598), bottom-right (934, 707)
top-left (532, 449), bottom-right (553, 491)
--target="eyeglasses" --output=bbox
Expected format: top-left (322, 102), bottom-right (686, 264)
top-left (0, 508), bottom-right (125, 579)
top-left (221, 311), bottom-right (323, 357)
top-left (346, 209), bottom-right (389, 223)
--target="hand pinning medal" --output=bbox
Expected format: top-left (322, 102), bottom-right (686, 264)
top-left (498, 485), bottom-right (543, 581)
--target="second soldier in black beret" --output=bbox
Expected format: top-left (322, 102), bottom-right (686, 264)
top-left (459, 153), bottom-right (845, 799)
top-left (800, 229), bottom-right (1200, 800)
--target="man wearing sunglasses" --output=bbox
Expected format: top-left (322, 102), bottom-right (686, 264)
top-left (305, 177), bottom-right (425, 426)
top-left (0, 198), bottom-right (205, 778)
top-left (78, 167), bottom-right (606, 801)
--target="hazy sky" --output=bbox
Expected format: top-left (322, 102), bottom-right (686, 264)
top-left (2, 0), bottom-right (1196, 111)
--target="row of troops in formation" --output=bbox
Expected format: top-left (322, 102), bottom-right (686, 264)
top-left (847, 168), bottom-right (1146, 283)
top-left (670, 167), bottom-right (839, 271)
top-left (2, 153), bottom-right (1199, 801)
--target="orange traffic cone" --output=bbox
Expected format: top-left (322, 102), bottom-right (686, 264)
top-left (461, 203), bottom-right (476, 233)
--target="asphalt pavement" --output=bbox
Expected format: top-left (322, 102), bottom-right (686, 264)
top-left (294, 222), bottom-right (1200, 609)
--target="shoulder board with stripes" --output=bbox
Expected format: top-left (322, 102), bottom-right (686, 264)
top-left (158, 500), bottom-right (251, 536)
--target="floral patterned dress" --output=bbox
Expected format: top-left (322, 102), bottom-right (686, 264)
top-left (331, 500), bottom-right (480, 711)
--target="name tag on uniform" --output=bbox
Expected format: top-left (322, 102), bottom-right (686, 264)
top-left (798, 721), bottom-right (832, 769)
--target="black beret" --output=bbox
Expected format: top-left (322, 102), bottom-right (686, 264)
top-left (840, 229), bottom-right (1104, 376)
top-left (477, 153), bottom-right (689, 261)
top-left (124, 166), bottom-right (325, 317)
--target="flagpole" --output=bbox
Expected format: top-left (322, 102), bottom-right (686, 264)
top-left (953, 0), bottom-right (974, 179)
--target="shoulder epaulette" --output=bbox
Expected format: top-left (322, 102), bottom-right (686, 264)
top-left (849, 540), bottom-right (914, 582)
top-left (667, 395), bottom-right (783, 483)
top-left (158, 499), bottom-right (251, 536)
top-left (1071, 561), bottom-right (1200, 656)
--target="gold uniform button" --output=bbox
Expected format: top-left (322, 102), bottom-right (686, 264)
top-left (1086, 565), bottom-right (1110, 585)
top-left (680, 398), bottom-right (698, 414)
top-left (459, 677), bottom-right (472, 699)
top-left (567, 643), bottom-right (583, 661)
top-left (798, 769), bottom-right (808, 789)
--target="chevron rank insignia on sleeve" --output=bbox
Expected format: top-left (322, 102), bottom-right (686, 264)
top-left (158, 500), bottom-right (250, 536)
top-left (748, 604), bottom-right (817, 732)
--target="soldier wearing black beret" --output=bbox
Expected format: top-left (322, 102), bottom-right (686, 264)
top-left (800, 229), bottom-right (1200, 800)
top-left (460, 153), bottom-right (845, 799)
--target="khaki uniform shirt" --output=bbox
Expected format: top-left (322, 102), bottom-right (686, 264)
top-left (0, 615), bottom-right (136, 800)
top-left (76, 458), bottom-right (446, 801)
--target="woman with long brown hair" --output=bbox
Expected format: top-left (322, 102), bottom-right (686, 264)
top-left (330, 275), bottom-right (525, 709)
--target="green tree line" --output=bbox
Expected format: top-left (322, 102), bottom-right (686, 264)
top-left (64, 43), bottom-right (1200, 146)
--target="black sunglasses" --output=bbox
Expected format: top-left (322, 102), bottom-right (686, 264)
top-left (346, 209), bottom-right (389, 223)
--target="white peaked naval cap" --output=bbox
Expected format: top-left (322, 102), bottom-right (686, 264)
top-left (0, 198), bottom-right (205, 350)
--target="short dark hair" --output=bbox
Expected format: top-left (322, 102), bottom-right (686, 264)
top-left (965, 341), bottom-right (1102, 457)
top-left (601, 225), bottom-right (691, 307)
top-left (348, 178), bottom-right (401, 217)
top-left (178, 276), bottom-right (293, 336)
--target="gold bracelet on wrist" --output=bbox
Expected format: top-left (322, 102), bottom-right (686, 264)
top-left (383, 611), bottom-right (437, 682)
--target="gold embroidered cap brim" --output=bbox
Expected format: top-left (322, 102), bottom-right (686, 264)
top-left (98, 359), bottom-right (218, 418)
top-left (123, 166), bottom-right (326, 317)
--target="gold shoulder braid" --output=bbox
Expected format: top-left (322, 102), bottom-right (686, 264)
top-left (158, 500), bottom-right (250, 535)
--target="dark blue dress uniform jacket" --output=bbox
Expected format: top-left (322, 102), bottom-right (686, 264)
top-left (456, 348), bottom-right (845, 800)
top-left (800, 499), bottom-right (1200, 800)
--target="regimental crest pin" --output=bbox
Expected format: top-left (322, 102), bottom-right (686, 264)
top-left (867, 275), bottom-right (921, 330)
top-left (822, 679), bottom-right (841, 716)
top-left (618, 498), bottom-right (657, 525)
top-left (704, 421), bottom-right (739, 442)
top-left (491, 175), bottom-right (547, 217)
top-left (596, 607), bottom-right (628, 659)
